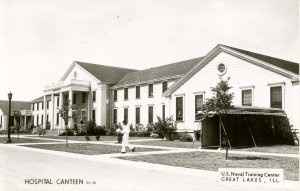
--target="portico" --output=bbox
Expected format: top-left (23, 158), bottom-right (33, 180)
top-left (43, 79), bottom-right (92, 129)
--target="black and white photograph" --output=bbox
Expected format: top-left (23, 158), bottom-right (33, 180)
top-left (0, 0), bottom-right (299, 190)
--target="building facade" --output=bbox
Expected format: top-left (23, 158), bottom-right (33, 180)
top-left (35, 45), bottom-right (299, 142)
top-left (0, 100), bottom-right (32, 130)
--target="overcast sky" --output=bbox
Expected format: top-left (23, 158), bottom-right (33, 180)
top-left (0, 0), bottom-right (299, 101)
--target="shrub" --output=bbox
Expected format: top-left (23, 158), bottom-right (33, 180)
top-left (0, 130), bottom-right (7, 135)
top-left (19, 126), bottom-right (32, 134)
top-left (94, 126), bottom-right (106, 136)
top-left (179, 132), bottom-right (193, 142)
top-left (85, 135), bottom-right (91, 141)
top-left (59, 128), bottom-right (74, 136)
top-left (274, 117), bottom-right (296, 145)
top-left (129, 124), bottom-right (151, 137)
top-left (35, 126), bottom-right (46, 137)
top-left (82, 120), bottom-right (96, 135)
top-left (153, 116), bottom-right (176, 140)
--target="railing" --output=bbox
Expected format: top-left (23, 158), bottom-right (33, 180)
top-left (45, 80), bottom-right (91, 91)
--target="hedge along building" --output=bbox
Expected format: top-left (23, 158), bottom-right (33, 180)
top-left (164, 44), bottom-right (299, 147)
top-left (39, 44), bottom-right (299, 146)
top-left (0, 100), bottom-right (32, 130)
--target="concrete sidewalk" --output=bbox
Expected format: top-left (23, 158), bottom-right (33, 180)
top-left (11, 134), bottom-right (300, 158)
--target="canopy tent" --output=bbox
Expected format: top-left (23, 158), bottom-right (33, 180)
top-left (197, 106), bottom-right (288, 148)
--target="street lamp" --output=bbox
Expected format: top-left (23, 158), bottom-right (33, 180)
top-left (6, 92), bottom-right (13, 143)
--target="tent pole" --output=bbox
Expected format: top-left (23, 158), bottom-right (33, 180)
top-left (219, 116), bottom-right (222, 148)
top-left (221, 121), bottom-right (231, 148)
top-left (245, 117), bottom-right (256, 147)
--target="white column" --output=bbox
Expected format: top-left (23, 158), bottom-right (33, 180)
top-left (24, 116), bottom-right (27, 127)
top-left (43, 95), bottom-right (47, 129)
top-left (87, 90), bottom-right (92, 121)
top-left (59, 92), bottom-right (63, 129)
top-left (68, 90), bottom-right (73, 128)
top-left (51, 94), bottom-right (55, 129)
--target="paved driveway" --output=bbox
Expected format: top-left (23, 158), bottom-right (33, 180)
top-left (0, 143), bottom-right (298, 191)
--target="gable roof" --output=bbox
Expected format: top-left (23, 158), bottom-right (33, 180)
top-left (164, 44), bottom-right (299, 96)
top-left (31, 96), bottom-right (51, 103)
top-left (0, 100), bottom-right (31, 114)
top-left (222, 45), bottom-right (299, 75)
top-left (113, 57), bottom-right (203, 88)
top-left (75, 61), bottom-right (138, 83)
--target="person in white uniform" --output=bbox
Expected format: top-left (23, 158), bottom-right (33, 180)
top-left (121, 120), bottom-right (135, 153)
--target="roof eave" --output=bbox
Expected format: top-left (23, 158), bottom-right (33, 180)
top-left (164, 44), bottom-right (299, 96)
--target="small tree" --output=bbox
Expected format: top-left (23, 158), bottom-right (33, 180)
top-left (12, 111), bottom-right (21, 140)
top-left (153, 116), bottom-right (176, 140)
top-left (59, 99), bottom-right (76, 146)
top-left (198, 77), bottom-right (234, 159)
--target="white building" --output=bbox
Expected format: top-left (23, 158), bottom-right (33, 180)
top-left (0, 100), bottom-right (32, 130)
top-left (37, 44), bottom-right (299, 146)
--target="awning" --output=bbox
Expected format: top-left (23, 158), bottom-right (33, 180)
top-left (196, 106), bottom-right (287, 117)
top-left (226, 106), bottom-right (286, 117)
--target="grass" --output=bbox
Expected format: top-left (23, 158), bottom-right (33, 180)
top-left (0, 137), bottom-right (56, 144)
top-left (119, 151), bottom-right (299, 181)
top-left (42, 135), bottom-right (157, 142)
top-left (22, 143), bottom-right (164, 155)
top-left (132, 140), bottom-right (201, 148)
top-left (232, 145), bottom-right (299, 154)
top-left (130, 140), bottom-right (202, 148)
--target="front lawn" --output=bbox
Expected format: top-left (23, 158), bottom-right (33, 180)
top-left (0, 137), bottom-right (56, 144)
top-left (42, 136), bottom-right (156, 142)
top-left (232, 145), bottom-right (299, 154)
top-left (22, 143), bottom-right (164, 155)
top-left (131, 140), bottom-right (202, 148)
top-left (119, 151), bottom-right (299, 181)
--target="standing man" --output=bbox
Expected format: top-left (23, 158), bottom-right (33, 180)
top-left (121, 120), bottom-right (135, 154)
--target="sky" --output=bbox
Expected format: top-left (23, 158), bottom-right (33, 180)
top-left (0, 0), bottom-right (299, 101)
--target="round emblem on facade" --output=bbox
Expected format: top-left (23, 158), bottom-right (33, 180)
top-left (217, 63), bottom-right (227, 75)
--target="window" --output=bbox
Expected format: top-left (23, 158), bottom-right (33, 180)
top-left (37, 115), bottom-right (39, 126)
top-left (81, 110), bottom-right (87, 123)
top-left (270, 86), bottom-right (282, 109)
top-left (124, 108), bottom-right (128, 122)
top-left (46, 101), bottom-right (49, 109)
top-left (73, 93), bottom-right (76, 104)
top-left (113, 109), bottom-right (117, 124)
top-left (56, 113), bottom-right (59, 125)
top-left (162, 104), bottom-right (165, 121)
top-left (92, 110), bottom-right (96, 122)
top-left (41, 102), bottom-right (44, 110)
top-left (41, 115), bottom-right (43, 125)
top-left (176, 97), bottom-right (183, 121)
top-left (195, 95), bottom-right (203, 120)
top-left (82, 92), bottom-right (86, 103)
top-left (37, 103), bottom-right (39, 110)
top-left (242, 89), bottom-right (252, 106)
top-left (46, 114), bottom-right (49, 122)
top-left (162, 81), bottom-right (168, 93)
top-left (148, 84), bottom-right (153, 97)
top-left (57, 97), bottom-right (60, 107)
top-left (136, 86), bottom-right (140, 99)
top-left (148, 106), bottom-right (153, 124)
top-left (124, 88), bottom-right (128, 100)
top-left (92, 91), bottom-right (96, 102)
top-left (136, 107), bottom-right (140, 124)
top-left (32, 104), bottom-right (35, 111)
top-left (113, 90), bottom-right (118, 101)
